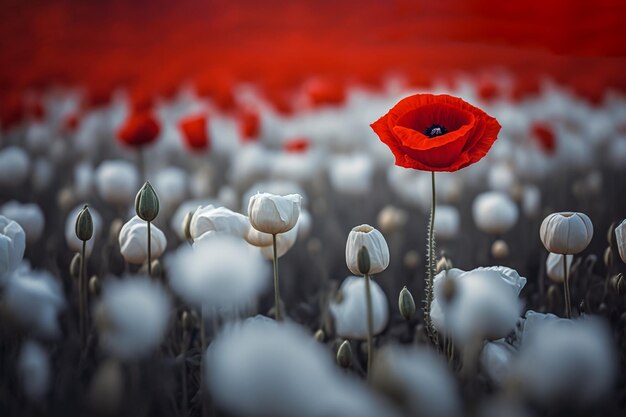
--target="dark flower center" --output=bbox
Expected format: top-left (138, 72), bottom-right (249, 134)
top-left (425, 124), bottom-right (448, 138)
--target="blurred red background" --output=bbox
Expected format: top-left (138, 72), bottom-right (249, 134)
top-left (1, 0), bottom-right (625, 110)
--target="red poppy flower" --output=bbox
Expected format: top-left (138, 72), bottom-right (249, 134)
top-left (63, 113), bottom-right (80, 133)
top-left (179, 114), bottom-right (210, 151)
top-left (371, 94), bottom-right (501, 172)
top-left (117, 111), bottom-right (160, 148)
top-left (239, 108), bottom-right (260, 142)
top-left (283, 137), bottom-right (310, 153)
top-left (532, 123), bottom-right (556, 154)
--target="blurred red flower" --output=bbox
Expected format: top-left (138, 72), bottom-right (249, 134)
top-left (179, 114), bottom-right (210, 151)
top-left (239, 108), bottom-right (260, 142)
top-left (283, 137), bottom-right (310, 153)
top-left (532, 123), bottom-right (556, 154)
top-left (117, 111), bottom-right (160, 147)
top-left (371, 94), bottom-right (500, 172)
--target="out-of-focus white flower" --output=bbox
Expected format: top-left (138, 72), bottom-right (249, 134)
top-left (153, 166), bottom-right (188, 213)
top-left (472, 191), bottom-right (519, 235)
top-left (511, 315), bottom-right (616, 407)
top-left (545, 253), bottom-right (574, 283)
top-left (328, 153), bottom-right (374, 196)
top-left (296, 209), bottom-right (312, 240)
top-left (217, 186), bottom-right (238, 210)
top-left (64, 205), bottom-right (103, 256)
top-left (167, 235), bottom-right (269, 312)
top-left (487, 163), bottom-right (517, 193)
top-left (614, 219), bottom-right (626, 264)
top-left (95, 277), bottom-right (171, 359)
top-left (431, 266), bottom-right (526, 343)
top-left (3, 266), bottom-right (65, 338)
top-left (228, 144), bottom-right (272, 187)
top-left (118, 216), bottom-right (167, 264)
top-left (271, 150), bottom-right (324, 184)
top-left (0, 146), bottom-right (31, 187)
top-left (31, 158), bottom-right (54, 192)
top-left (606, 136), bottom-right (626, 169)
top-left (540, 212), bottom-right (593, 254)
top-left (248, 193), bottom-right (302, 235)
top-left (24, 122), bottom-right (50, 153)
top-left (345, 224), bottom-right (389, 276)
top-left (521, 185), bottom-right (541, 218)
top-left (329, 276), bottom-right (389, 339)
top-left (480, 339), bottom-right (517, 386)
top-left (434, 205), bottom-right (460, 240)
top-left (377, 205), bottom-right (408, 235)
top-left (190, 205), bottom-right (249, 240)
top-left (74, 161), bottom-right (95, 199)
top-left (207, 317), bottom-right (399, 417)
top-left (0, 215), bottom-right (26, 285)
top-left (18, 341), bottom-right (50, 401)
top-left (0, 201), bottom-right (45, 243)
top-left (95, 160), bottom-right (140, 206)
top-left (170, 198), bottom-right (218, 240)
top-left (371, 345), bottom-right (462, 417)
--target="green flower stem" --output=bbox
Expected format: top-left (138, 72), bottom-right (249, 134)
top-left (364, 273), bottom-right (374, 380)
top-left (425, 171), bottom-right (438, 345)
top-left (272, 234), bottom-right (282, 321)
top-left (80, 240), bottom-right (87, 346)
top-left (147, 221), bottom-right (152, 277)
top-left (563, 255), bottom-right (572, 318)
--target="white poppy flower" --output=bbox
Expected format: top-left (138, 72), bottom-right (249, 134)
top-left (434, 205), bottom-right (460, 240)
top-left (190, 205), bottom-right (249, 240)
top-left (0, 201), bottom-right (45, 243)
top-left (95, 160), bottom-right (140, 206)
top-left (206, 317), bottom-right (399, 417)
top-left (118, 216), bottom-right (167, 264)
top-left (167, 235), bottom-right (269, 312)
top-left (487, 163), bottom-right (517, 193)
top-left (540, 212), bottom-right (593, 254)
top-left (248, 193), bottom-right (302, 235)
top-left (95, 277), bottom-right (171, 359)
top-left (0, 146), bottom-right (30, 187)
top-left (153, 166), bottom-right (189, 213)
top-left (371, 345), bottom-right (462, 417)
top-left (74, 161), bottom-right (95, 199)
top-left (258, 223), bottom-right (299, 260)
top-left (31, 158), bottom-right (54, 192)
top-left (18, 341), bottom-right (50, 401)
top-left (329, 276), bottom-right (389, 340)
top-left (170, 198), bottom-right (219, 240)
top-left (521, 185), bottom-right (541, 218)
top-left (345, 224), bottom-right (389, 276)
top-left (431, 266), bottom-right (526, 343)
top-left (328, 153), bottom-right (374, 196)
top-left (480, 339), bottom-right (517, 386)
top-left (241, 181), bottom-right (306, 213)
top-left (614, 219), bottom-right (626, 264)
top-left (472, 191), bottom-right (519, 235)
top-left (0, 215), bottom-right (26, 285)
top-left (546, 252), bottom-right (574, 283)
top-left (64, 205), bottom-right (103, 256)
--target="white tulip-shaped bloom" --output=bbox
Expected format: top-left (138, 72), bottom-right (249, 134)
top-left (118, 216), bottom-right (167, 264)
top-left (241, 181), bottom-right (306, 214)
top-left (540, 212), bottom-right (593, 254)
top-left (615, 219), bottom-right (626, 264)
top-left (546, 253), bottom-right (574, 283)
top-left (248, 193), bottom-right (302, 235)
top-left (345, 224), bottom-right (389, 276)
top-left (472, 191), bottom-right (519, 235)
top-left (95, 277), bottom-right (171, 359)
top-left (64, 205), bottom-right (103, 256)
top-left (0, 201), bottom-right (45, 243)
top-left (18, 341), bottom-right (50, 401)
top-left (170, 198), bottom-right (219, 240)
top-left (430, 266), bottom-right (526, 343)
top-left (95, 160), bottom-right (140, 206)
top-left (0, 146), bottom-right (31, 187)
top-left (434, 205), bottom-right (460, 240)
top-left (329, 276), bottom-right (389, 340)
top-left (190, 205), bottom-right (250, 240)
top-left (0, 215), bottom-right (26, 285)
top-left (168, 235), bottom-right (270, 312)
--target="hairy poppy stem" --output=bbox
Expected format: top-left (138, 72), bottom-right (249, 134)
top-left (425, 171), bottom-right (438, 345)
top-left (272, 234), bottom-right (282, 321)
top-left (364, 273), bottom-right (374, 381)
top-left (147, 221), bottom-right (152, 277)
top-left (563, 254), bottom-right (572, 318)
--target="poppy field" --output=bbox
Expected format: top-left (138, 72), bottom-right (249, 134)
top-left (1, 1), bottom-right (626, 417)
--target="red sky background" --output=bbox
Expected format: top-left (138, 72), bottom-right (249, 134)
top-left (1, 0), bottom-right (625, 108)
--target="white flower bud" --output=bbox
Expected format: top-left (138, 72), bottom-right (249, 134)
top-left (540, 212), bottom-right (593, 255)
top-left (546, 252), bottom-right (574, 283)
top-left (118, 216), bottom-right (167, 264)
top-left (0, 215), bottom-right (26, 285)
top-left (615, 219), bottom-right (626, 264)
top-left (248, 193), bottom-right (301, 235)
top-left (472, 191), bottom-right (519, 235)
top-left (345, 224), bottom-right (389, 276)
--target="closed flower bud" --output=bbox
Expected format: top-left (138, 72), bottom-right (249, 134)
top-left (345, 224), bottom-right (389, 276)
top-left (247, 193), bottom-right (302, 235)
top-left (377, 205), bottom-right (408, 235)
top-left (435, 256), bottom-right (453, 274)
top-left (313, 329), bottom-right (325, 342)
top-left (181, 311), bottom-right (192, 331)
top-left (75, 205), bottom-right (93, 242)
top-left (398, 286), bottom-right (416, 321)
top-left (611, 273), bottom-right (625, 296)
top-left (357, 246), bottom-right (371, 275)
top-left (182, 211), bottom-right (194, 243)
top-left (70, 253), bottom-right (81, 280)
top-left (403, 250), bottom-right (420, 269)
top-left (604, 247), bottom-right (613, 268)
top-left (540, 212), bottom-right (593, 255)
top-left (135, 182), bottom-right (159, 222)
top-left (336, 340), bottom-right (352, 368)
top-left (615, 219), bottom-right (626, 264)
top-left (491, 239), bottom-right (509, 259)
top-left (546, 253), bottom-right (574, 284)
top-left (607, 221), bottom-right (617, 247)
top-left (547, 284), bottom-right (559, 311)
top-left (89, 275), bottom-right (100, 297)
